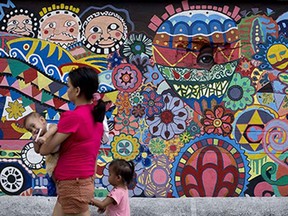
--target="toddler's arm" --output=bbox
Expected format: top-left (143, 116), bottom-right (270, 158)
top-left (37, 124), bottom-right (57, 144)
top-left (90, 197), bottom-right (115, 211)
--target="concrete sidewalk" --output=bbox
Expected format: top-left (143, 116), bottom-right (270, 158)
top-left (1, 196), bottom-right (288, 216)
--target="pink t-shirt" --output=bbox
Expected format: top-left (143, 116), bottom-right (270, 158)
top-left (106, 187), bottom-right (130, 216)
top-left (54, 104), bottom-right (103, 180)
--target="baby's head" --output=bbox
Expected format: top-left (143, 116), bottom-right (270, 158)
top-left (24, 112), bottom-right (47, 136)
top-left (108, 159), bottom-right (135, 187)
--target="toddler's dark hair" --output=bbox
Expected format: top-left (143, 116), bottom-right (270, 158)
top-left (68, 66), bottom-right (105, 122)
top-left (109, 159), bottom-right (135, 185)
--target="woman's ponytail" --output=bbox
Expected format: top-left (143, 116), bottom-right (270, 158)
top-left (93, 99), bottom-right (106, 122)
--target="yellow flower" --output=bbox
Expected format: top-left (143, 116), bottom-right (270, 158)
top-left (5, 100), bottom-right (25, 120)
top-left (111, 134), bottom-right (140, 160)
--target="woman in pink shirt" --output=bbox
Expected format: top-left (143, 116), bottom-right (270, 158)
top-left (37, 66), bottom-right (106, 216)
top-left (90, 159), bottom-right (134, 216)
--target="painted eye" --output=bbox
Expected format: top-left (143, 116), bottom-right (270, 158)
top-left (108, 23), bottom-right (119, 31)
top-left (44, 22), bottom-right (56, 29)
top-left (64, 20), bottom-right (76, 27)
top-left (90, 26), bottom-right (102, 34)
top-left (198, 55), bottom-right (213, 64)
top-left (23, 43), bottom-right (30, 50)
top-left (197, 46), bottom-right (214, 69)
top-left (23, 19), bottom-right (32, 25)
top-left (7, 19), bottom-right (19, 26)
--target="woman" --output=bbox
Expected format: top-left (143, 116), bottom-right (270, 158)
top-left (38, 66), bottom-right (106, 216)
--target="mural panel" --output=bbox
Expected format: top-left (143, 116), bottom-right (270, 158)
top-left (0, 0), bottom-right (287, 198)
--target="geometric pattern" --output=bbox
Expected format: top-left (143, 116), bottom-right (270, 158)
top-left (233, 108), bottom-right (275, 152)
top-left (0, 58), bottom-right (74, 113)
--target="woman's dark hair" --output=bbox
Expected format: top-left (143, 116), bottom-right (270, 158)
top-left (68, 66), bottom-right (106, 122)
top-left (109, 159), bottom-right (135, 185)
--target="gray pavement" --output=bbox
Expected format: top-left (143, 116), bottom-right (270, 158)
top-left (0, 196), bottom-right (287, 216)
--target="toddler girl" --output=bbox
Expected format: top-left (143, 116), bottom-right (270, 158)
top-left (90, 159), bottom-right (134, 216)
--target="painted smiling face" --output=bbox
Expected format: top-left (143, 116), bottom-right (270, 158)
top-left (38, 11), bottom-right (81, 48)
top-left (267, 44), bottom-right (288, 71)
top-left (82, 11), bottom-right (127, 54)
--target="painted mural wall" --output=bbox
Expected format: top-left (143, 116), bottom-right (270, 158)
top-left (0, 0), bottom-right (287, 197)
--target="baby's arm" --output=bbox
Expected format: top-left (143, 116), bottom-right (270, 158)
top-left (37, 124), bottom-right (59, 153)
top-left (45, 124), bottom-right (58, 139)
top-left (33, 141), bottom-right (41, 154)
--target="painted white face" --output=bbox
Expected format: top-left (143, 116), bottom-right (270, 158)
top-left (84, 16), bottom-right (124, 49)
top-left (39, 13), bottom-right (80, 47)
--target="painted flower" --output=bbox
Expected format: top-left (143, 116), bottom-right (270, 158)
top-left (115, 92), bottom-right (132, 115)
top-left (129, 54), bottom-right (151, 73)
top-left (149, 137), bottom-right (165, 155)
top-left (121, 32), bottom-right (153, 60)
top-left (129, 91), bottom-right (144, 106)
top-left (5, 100), bottom-right (25, 120)
top-left (223, 73), bottom-right (255, 111)
top-left (132, 104), bottom-right (145, 118)
top-left (200, 105), bottom-right (234, 136)
top-left (164, 137), bottom-right (184, 161)
top-left (179, 131), bottom-right (192, 144)
top-left (112, 63), bottom-right (143, 92)
top-left (143, 65), bottom-right (164, 86)
top-left (142, 90), bottom-right (164, 117)
top-left (137, 155), bottom-right (171, 197)
top-left (237, 57), bottom-right (254, 77)
top-left (111, 134), bottom-right (140, 160)
top-left (146, 94), bottom-right (188, 140)
top-left (114, 112), bottom-right (139, 135)
top-left (107, 51), bottom-right (123, 68)
top-left (187, 121), bottom-right (201, 137)
top-left (102, 162), bottom-right (145, 197)
top-left (135, 144), bottom-right (153, 167)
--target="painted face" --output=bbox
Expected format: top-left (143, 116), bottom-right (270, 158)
top-left (39, 13), bottom-right (80, 47)
top-left (85, 16), bottom-right (124, 48)
top-left (267, 44), bottom-right (288, 71)
top-left (82, 11), bottom-right (128, 54)
top-left (152, 9), bottom-right (240, 108)
top-left (24, 116), bottom-right (47, 136)
top-left (6, 14), bottom-right (33, 36)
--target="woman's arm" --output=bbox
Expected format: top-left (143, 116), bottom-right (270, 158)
top-left (39, 132), bottom-right (70, 156)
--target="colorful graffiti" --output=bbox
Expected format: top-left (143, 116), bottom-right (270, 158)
top-left (0, 0), bottom-right (288, 198)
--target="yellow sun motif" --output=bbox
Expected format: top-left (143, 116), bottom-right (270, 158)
top-left (5, 100), bottom-right (25, 120)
